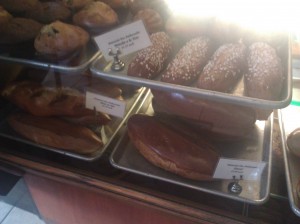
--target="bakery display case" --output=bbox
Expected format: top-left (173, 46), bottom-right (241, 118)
top-left (1, 0), bottom-right (300, 223)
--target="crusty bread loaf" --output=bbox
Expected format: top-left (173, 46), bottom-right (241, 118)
top-left (2, 81), bottom-right (111, 126)
top-left (73, 2), bottom-right (118, 34)
top-left (127, 114), bottom-right (219, 181)
top-left (152, 90), bottom-right (256, 140)
top-left (133, 8), bottom-right (163, 34)
top-left (127, 32), bottom-right (172, 79)
top-left (197, 43), bottom-right (247, 93)
top-left (244, 42), bottom-right (284, 100)
top-left (0, 18), bottom-right (42, 44)
top-left (161, 36), bottom-right (214, 86)
top-left (287, 128), bottom-right (300, 157)
top-left (8, 113), bottom-right (103, 154)
top-left (34, 21), bottom-right (89, 59)
top-left (25, 1), bottom-right (71, 24)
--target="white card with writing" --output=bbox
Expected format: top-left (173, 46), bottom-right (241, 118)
top-left (85, 91), bottom-right (126, 118)
top-left (94, 20), bottom-right (152, 61)
top-left (213, 158), bottom-right (266, 181)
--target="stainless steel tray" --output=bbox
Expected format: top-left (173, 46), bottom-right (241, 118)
top-left (0, 41), bottom-right (101, 74)
top-left (90, 38), bottom-right (292, 110)
top-left (278, 106), bottom-right (300, 217)
top-left (110, 95), bottom-right (273, 204)
top-left (0, 88), bottom-right (148, 161)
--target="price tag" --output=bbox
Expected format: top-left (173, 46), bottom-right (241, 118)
top-left (94, 20), bottom-right (152, 61)
top-left (213, 158), bottom-right (266, 181)
top-left (85, 91), bottom-right (126, 118)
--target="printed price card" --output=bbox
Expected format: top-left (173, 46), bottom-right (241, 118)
top-left (213, 158), bottom-right (266, 181)
top-left (94, 20), bottom-right (151, 61)
top-left (85, 91), bottom-right (126, 118)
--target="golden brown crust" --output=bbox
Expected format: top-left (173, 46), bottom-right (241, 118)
top-left (197, 43), bottom-right (247, 93)
top-left (8, 113), bottom-right (103, 154)
top-left (0, 0), bottom-right (38, 13)
top-left (127, 32), bottom-right (172, 79)
top-left (161, 36), bottom-right (214, 86)
top-left (34, 21), bottom-right (89, 58)
top-left (127, 114), bottom-right (219, 180)
top-left (73, 1), bottom-right (118, 33)
top-left (133, 8), bottom-right (163, 34)
top-left (25, 1), bottom-right (71, 23)
top-left (0, 17), bottom-right (42, 44)
top-left (244, 42), bottom-right (284, 100)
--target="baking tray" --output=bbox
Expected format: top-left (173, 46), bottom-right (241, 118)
top-left (0, 87), bottom-right (148, 161)
top-left (90, 37), bottom-right (292, 110)
top-left (110, 95), bottom-right (273, 204)
top-left (0, 40), bottom-right (101, 74)
top-left (278, 106), bottom-right (300, 217)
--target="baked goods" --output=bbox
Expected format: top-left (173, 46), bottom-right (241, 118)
top-left (152, 90), bottom-right (256, 140)
top-left (61, 0), bottom-right (93, 10)
top-left (8, 113), bottom-right (103, 154)
top-left (128, 0), bottom-right (170, 19)
top-left (73, 1), bottom-right (118, 34)
top-left (197, 43), bottom-right (247, 93)
top-left (127, 32), bottom-right (172, 79)
top-left (0, 0), bottom-right (38, 13)
top-left (0, 17), bottom-right (42, 44)
top-left (161, 36), bottom-right (214, 86)
top-left (25, 1), bottom-right (71, 23)
top-left (0, 6), bottom-right (12, 26)
top-left (287, 128), bottom-right (300, 157)
top-left (245, 42), bottom-right (284, 100)
top-left (34, 21), bottom-right (89, 59)
top-left (127, 114), bottom-right (219, 181)
top-left (101, 0), bottom-right (127, 8)
top-left (2, 81), bottom-right (111, 126)
top-left (133, 8), bottom-right (163, 34)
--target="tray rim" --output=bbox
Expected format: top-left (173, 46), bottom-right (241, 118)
top-left (109, 102), bottom-right (273, 205)
top-left (90, 37), bottom-right (292, 110)
top-left (278, 109), bottom-right (300, 217)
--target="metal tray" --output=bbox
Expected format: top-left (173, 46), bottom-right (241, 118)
top-left (0, 40), bottom-right (101, 74)
top-left (0, 88), bottom-right (148, 161)
top-left (90, 37), bottom-right (292, 110)
top-left (110, 95), bottom-right (273, 204)
top-left (278, 106), bottom-right (300, 217)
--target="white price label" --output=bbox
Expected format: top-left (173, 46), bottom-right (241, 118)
top-left (94, 20), bottom-right (151, 61)
top-left (213, 158), bottom-right (266, 181)
top-left (85, 91), bottom-right (126, 118)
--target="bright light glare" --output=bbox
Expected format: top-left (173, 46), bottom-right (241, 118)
top-left (164, 0), bottom-right (299, 33)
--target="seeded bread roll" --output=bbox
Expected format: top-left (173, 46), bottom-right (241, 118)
top-left (73, 2), bottom-right (119, 34)
top-left (34, 21), bottom-right (89, 59)
top-left (127, 32), bottom-right (172, 79)
top-left (161, 36), bottom-right (214, 86)
top-left (245, 42), bottom-right (284, 100)
top-left (8, 113), bottom-right (103, 154)
top-left (127, 114), bottom-right (219, 181)
top-left (0, 18), bottom-right (42, 44)
top-left (197, 43), bottom-right (247, 92)
top-left (133, 8), bottom-right (163, 34)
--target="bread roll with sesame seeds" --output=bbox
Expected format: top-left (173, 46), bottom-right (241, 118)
top-left (245, 42), bottom-right (284, 100)
top-left (197, 43), bottom-right (247, 93)
top-left (161, 36), bottom-right (214, 86)
top-left (127, 32), bottom-right (172, 79)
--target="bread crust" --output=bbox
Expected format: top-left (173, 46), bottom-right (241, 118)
top-left (8, 113), bottom-right (103, 154)
top-left (127, 114), bottom-right (219, 181)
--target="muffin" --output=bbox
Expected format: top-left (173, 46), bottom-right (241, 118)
top-left (73, 1), bottom-right (118, 34)
top-left (61, 0), bottom-right (94, 10)
top-left (133, 8), bottom-right (163, 34)
top-left (34, 21), bottom-right (90, 59)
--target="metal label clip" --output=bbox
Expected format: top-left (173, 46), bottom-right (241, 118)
top-left (228, 175), bottom-right (243, 195)
top-left (109, 48), bottom-right (125, 71)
